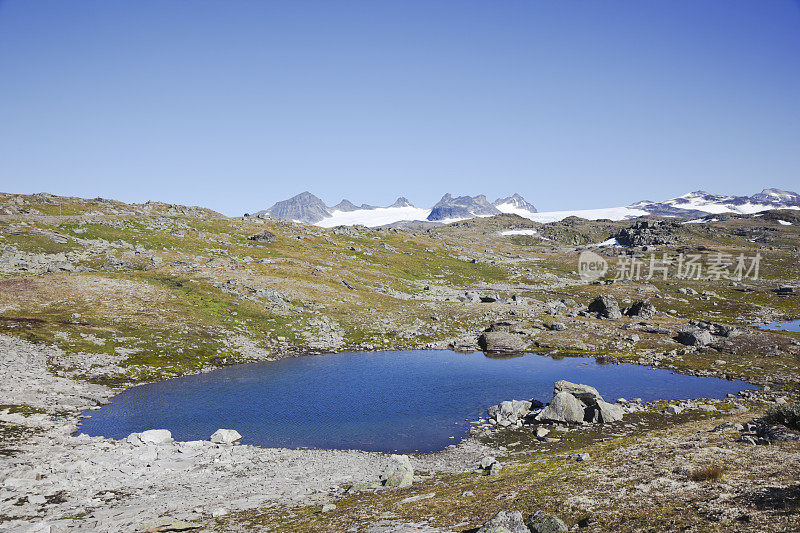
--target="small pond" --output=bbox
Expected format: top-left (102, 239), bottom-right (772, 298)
top-left (80, 350), bottom-right (753, 453)
top-left (751, 318), bottom-right (800, 332)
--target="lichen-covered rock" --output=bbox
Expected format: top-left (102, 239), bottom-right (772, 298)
top-left (476, 510), bottom-right (528, 533)
top-left (379, 454), bottom-right (413, 488)
top-left (526, 511), bottom-right (569, 533)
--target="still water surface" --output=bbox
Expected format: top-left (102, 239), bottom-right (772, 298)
top-left (80, 350), bottom-right (752, 452)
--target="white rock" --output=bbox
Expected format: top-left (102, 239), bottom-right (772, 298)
top-left (138, 429), bottom-right (173, 445)
top-left (665, 405), bottom-right (684, 415)
top-left (210, 429), bottom-right (242, 444)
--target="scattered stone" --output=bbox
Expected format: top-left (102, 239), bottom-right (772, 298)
top-left (488, 400), bottom-right (534, 426)
top-left (248, 230), bottom-right (276, 243)
top-left (321, 504), bottom-right (337, 513)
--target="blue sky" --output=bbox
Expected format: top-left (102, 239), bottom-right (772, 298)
top-left (1, 1), bottom-right (798, 215)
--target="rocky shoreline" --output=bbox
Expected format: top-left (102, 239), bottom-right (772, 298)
top-left (1, 334), bottom-right (504, 532)
top-left (3, 331), bottom-right (786, 532)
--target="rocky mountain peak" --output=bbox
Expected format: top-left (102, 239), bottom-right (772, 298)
top-left (493, 193), bottom-right (538, 213)
top-left (257, 192), bottom-right (330, 224)
top-left (389, 197), bottom-right (413, 208)
top-left (427, 194), bottom-right (501, 221)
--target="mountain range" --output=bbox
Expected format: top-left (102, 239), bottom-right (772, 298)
top-left (250, 188), bottom-right (800, 227)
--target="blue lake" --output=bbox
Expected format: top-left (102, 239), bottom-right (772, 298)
top-left (80, 350), bottom-right (753, 453)
top-left (752, 318), bottom-right (800, 332)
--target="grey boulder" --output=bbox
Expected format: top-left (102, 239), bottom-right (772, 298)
top-left (676, 327), bottom-right (713, 346)
top-left (536, 392), bottom-right (586, 424)
top-left (554, 380), bottom-right (603, 404)
top-left (478, 332), bottom-right (527, 355)
top-left (588, 295), bottom-right (622, 319)
top-left (380, 454), bottom-right (414, 488)
top-left (527, 511), bottom-right (569, 533)
top-left (488, 400), bottom-right (533, 426)
top-left (625, 300), bottom-right (656, 319)
top-left (476, 510), bottom-right (529, 533)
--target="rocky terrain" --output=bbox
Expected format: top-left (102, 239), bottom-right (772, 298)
top-left (1, 191), bottom-right (799, 532)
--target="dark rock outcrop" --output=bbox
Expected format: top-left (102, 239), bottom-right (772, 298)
top-left (625, 300), bottom-right (656, 319)
top-left (615, 219), bottom-right (681, 247)
top-left (248, 230), bottom-right (276, 243)
top-left (588, 295), bottom-right (622, 319)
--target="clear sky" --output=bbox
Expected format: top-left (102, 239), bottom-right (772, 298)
top-left (1, 1), bottom-right (799, 216)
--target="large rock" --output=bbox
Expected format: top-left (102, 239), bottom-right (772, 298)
top-left (478, 332), bottom-right (527, 355)
top-left (536, 392), bottom-right (586, 424)
top-left (210, 429), bottom-right (242, 444)
top-left (586, 400), bottom-right (625, 423)
top-left (488, 400), bottom-right (533, 426)
top-left (476, 510), bottom-right (528, 533)
top-left (588, 295), bottom-right (622, 319)
top-left (380, 454), bottom-right (414, 488)
top-left (526, 511), bottom-right (569, 533)
top-left (625, 300), bottom-right (656, 319)
top-left (676, 327), bottom-right (713, 346)
top-left (136, 429), bottom-right (173, 445)
top-left (554, 380), bottom-right (603, 405)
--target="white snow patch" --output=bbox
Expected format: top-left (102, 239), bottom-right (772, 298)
top-left (494, 202), bottom-right (538, 218)
top-left (778, 220), bottom-right (793, 226)
top-left (521, 206), bottom-right (648, 223)
top-left (589, 237), bottom-right (622, 247)
top-left (316, 206), bottom-right (432, 228)
top-left (501, 229), bottom-right (538, 236)
top-left (682, 218), bottom-right (718, 224)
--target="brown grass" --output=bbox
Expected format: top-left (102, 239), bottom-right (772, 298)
top-left (690, 465), bottom-right (725, 483)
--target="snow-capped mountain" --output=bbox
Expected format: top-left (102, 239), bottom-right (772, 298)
top-left (493, 193), bottom-right (538, 216)
top-left (253, 193), bottom-right (537, 226)
top-left (427, 194), bottom-right (501, 221)
top-left (632, 189), bottom-right (800, 218)
top-left (250, 188), bottom-right (798, 227)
